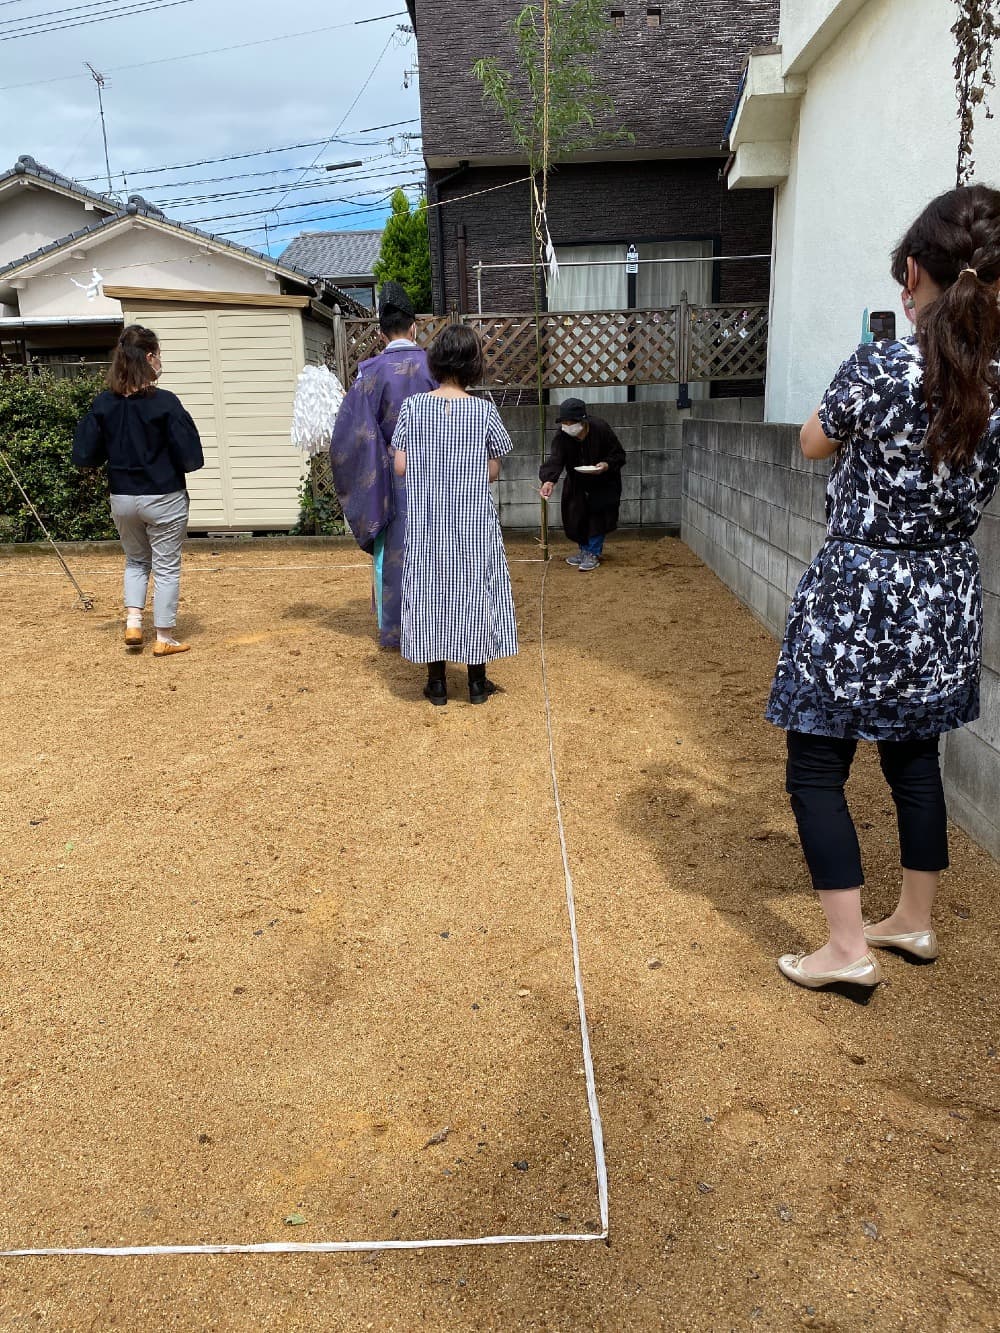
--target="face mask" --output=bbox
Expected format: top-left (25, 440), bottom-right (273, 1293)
top-left (561, 422), bottom-right (585, 437)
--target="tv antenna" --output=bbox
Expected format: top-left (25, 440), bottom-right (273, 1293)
top-left (84, 62), bottom-right (114, 196)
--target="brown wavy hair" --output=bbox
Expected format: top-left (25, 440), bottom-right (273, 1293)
top-left (891, 185), bottom-right (1000, 469)
top-left (108, 324), bottom-right (160, 396)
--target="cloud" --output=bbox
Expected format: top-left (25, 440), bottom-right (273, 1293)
top-left (0, 0), bottom-right (422, 251)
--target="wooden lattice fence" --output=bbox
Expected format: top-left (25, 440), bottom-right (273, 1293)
top-left (330, 302), bottom-right (766, 390)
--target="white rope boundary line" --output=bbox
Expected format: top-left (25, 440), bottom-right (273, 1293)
top-left (0, 556), bottom-right (608, 1259)
top-left (538, 557), bottom-right (610, 1236)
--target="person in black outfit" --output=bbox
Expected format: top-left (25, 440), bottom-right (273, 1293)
top-left (73, 324), bottom-right (203, 655)
top-left (538, 398), bottom-right (626, 569)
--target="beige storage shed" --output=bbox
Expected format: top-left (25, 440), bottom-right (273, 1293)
top-left (108, 286), bottom-right (333, 531)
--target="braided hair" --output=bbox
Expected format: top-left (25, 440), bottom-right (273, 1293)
top-left (891, 185), bottom-right (1000, 469)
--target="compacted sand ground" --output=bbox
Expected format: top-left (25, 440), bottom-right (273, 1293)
top-left (0, 534), bottom-right (997, 1331)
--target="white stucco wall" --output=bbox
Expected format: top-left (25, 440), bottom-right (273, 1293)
top-left (16, 221), bottom-right (278, 319)
top-left (764, 0), bottom-right (1000, 423)
top-left (778, 0), bottom-right (871, 73)
top-left (0, 184), bottom-right (99, 269)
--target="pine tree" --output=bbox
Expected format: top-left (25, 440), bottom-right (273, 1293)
top-left (373, 190), bottom-right (432, 312)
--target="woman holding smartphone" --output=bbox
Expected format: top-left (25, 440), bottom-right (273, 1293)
top-left (768, 185), bottom-right (1000, 999)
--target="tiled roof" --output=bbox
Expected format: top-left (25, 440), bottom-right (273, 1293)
top-left (279, 230), bottom-right (383, 280)
top-left (0, 154), bottom-right (124, 212)
top-left (0, 158), bottom-right (368, 314)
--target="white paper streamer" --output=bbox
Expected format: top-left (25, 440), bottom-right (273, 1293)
top-left (69, 268), bottom-right (104, 301)
top-left (290, 363), bottom-right (345, 457)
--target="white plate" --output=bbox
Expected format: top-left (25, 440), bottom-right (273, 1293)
top-left (574, 464), bottom-right (603, 474)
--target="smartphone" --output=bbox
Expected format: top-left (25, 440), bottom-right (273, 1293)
top-left (868, 310), bottom-right (896, 341)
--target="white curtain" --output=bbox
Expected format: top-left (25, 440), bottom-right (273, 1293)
top-left (550, 244), bottom-right (628, 405)
top-left (636, 240), bottom-right (714, 402)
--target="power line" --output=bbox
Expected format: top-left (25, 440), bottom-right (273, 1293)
top-left (214, 177), bottom-right (530, 241)
top-left (0, 10), bottom-right (406, 88)
top-left (160, 162), bottom-right (423, 209)
top-left (188, 183), bottom-right (424, 227)
top-left (267, 28), bottom-right (400, 218)
top-left (77, 121), bottom-right (421, 182)
top-left (0, 0), bottom-right (194, 41)
top-left (0, 0), bottom-right (152, 29)
top-left (130, 151), bottom-right (416, 191)
top-left (217, 198), bottom-right (418, 241)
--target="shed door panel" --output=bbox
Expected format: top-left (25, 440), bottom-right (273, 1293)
top-left (120, 303), bottom-right (305, 529)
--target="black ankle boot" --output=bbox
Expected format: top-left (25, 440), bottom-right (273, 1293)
top-left (424, 661), bottom-right (447, 706)
top-left (468, 664), bottom-right (498, 705)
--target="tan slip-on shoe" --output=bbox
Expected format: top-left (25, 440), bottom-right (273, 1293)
top-left (153, 640), bottom-right (191, 657)
top-left (124, 626), bottom-right (143, 649)
top-left (864, 926), bottom-right (938, 962)
top-left (777, 951), bottom-right (882, 1003)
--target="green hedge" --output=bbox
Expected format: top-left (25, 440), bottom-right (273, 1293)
top-left (0, 372), bottom-right (116, 542)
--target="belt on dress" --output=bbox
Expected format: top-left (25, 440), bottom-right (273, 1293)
top-left (826, 531), bottom-right (969, 553)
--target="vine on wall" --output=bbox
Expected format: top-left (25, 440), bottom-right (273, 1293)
top-left (953, 0), bottom-right (1000, 184)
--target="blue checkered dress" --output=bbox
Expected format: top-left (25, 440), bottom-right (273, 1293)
top-left (391, 394), bottom-right (519, 666)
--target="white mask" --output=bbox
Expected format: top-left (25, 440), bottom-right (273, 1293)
top-left (561, 422), bottom-right (585, 437)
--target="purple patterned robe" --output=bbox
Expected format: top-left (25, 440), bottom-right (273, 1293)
top-left (329, 342), bottom-right (436, 648)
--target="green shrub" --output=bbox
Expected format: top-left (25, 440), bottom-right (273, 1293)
top-left (0, 372), bottom-right (116, 542)
top-left (293, 459), bottom-right (346, 537)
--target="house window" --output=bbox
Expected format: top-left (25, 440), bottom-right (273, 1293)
top-left (610, 9), bottom-right (625, 28)
top-left (340, 285), bottom-right (376, 309)
top-left (647, 7), bottom-right (662, 26)
top-left (548, 240), bottom-right (715, 404)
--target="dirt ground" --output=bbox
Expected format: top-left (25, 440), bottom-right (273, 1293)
top-left (0, 533), bottom-right (997, 1332)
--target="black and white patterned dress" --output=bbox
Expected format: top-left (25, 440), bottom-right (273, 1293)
top-left (767, 337), bottom-right (1000, 740)
top-left (391, 393), bottom-right (519, 666)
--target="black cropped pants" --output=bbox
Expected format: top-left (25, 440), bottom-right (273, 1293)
top-left (785, 731), bottom-right (950, 891)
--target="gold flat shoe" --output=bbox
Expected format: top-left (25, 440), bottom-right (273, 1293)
top-left (777, 951), bottom-right (882, 1003)
top-left (124, 626), bottom-right (143, 649)
top-left (153, 639), bottom-right (191, 657)
top-left (864, 926), bottom-right (938, 962)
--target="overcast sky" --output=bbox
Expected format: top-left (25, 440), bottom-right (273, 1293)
top-left (0, 0), bottom-right (423, 255)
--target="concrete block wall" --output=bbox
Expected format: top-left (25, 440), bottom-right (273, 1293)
top-left (681, 418), bottom-right (1000, 863)
top-left (495, 397), bottom-right (764, 534)
top-left (495, 401), bottom-right (684, 532)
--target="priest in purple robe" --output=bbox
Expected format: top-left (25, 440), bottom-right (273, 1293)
top-left (329, 282), bottom-right (436, 649)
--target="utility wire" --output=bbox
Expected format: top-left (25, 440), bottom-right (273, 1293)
top-left (266, 29), bottom-right (399, 219)
top-left (159, 161), bottom-right (423, 208)
top-left (0, 11), bottom-right (405, 88)
top-left (189, 183), bottom-right (423, 227)
top-left (77, 121), bottom-right (421, 182)
top-left (215, 177), bottom-right (531, 241)
top-left (0, 0), bottom-right (163, 29)
top-left (129, 151), bottom-right (414, 191)
top-left (0, 0), bottom-right (193, 41)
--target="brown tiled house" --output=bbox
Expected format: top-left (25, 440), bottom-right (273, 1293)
top-left (406, 0), bottom-right (778, 334)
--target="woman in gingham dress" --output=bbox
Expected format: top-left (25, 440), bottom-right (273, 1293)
top-left (391, 325), bottom-right (518, 705)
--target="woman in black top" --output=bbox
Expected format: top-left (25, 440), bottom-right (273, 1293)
top-left (74, 324), bottom-right (203, 655)
top-left (539, 398), bottom-right (627, 570)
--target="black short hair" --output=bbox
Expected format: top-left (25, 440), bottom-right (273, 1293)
top-left (379, 309), bottom-right (415, 338)
top-left (427, 324), bottom-right (484, 388)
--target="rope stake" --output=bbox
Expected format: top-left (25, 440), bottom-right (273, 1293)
top-left (0, 449), bottom-right (93, 610)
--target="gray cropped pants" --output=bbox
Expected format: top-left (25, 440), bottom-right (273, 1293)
top-left (110, 490), bottom-right (189, 628)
